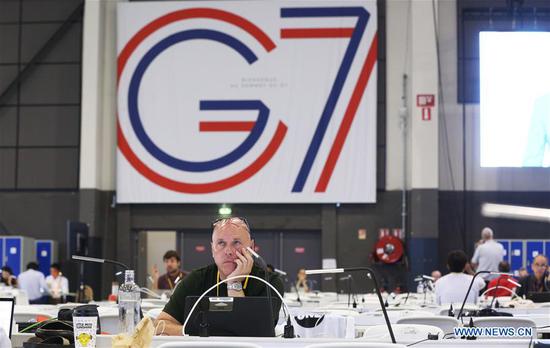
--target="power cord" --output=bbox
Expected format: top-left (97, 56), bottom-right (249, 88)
top-left (406, 332), bottom-right (440, 346)
top-left (19, 317), bottom-right (58, 333)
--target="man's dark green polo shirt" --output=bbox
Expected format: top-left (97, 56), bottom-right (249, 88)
top-left (162, 264), bottom-right (284, 325)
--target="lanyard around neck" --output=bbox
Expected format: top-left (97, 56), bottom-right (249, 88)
top-left (166, 272), bottom-right (182, 290)
top-left (216, 271), bottom-right (249, 296)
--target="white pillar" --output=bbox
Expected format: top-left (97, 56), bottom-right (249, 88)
top-left (80, 0), bottom-right (105, 190)
top-left (410, 0), bottom-right (439, 190)
top-left (80, 0), bottom-right (122, 191)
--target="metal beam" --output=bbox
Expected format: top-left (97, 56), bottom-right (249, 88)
top-left (0, 2), bottom-right (84, 107)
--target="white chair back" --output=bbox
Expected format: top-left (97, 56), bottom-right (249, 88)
top-left (157, 343), bottom-right (262, 348)
top-left (473, 317), bottom-right (536, 329)
top-left (473, 317), bottom-right (537, 337)
top-left (396, 316), bottom-right (459, 336)
top-left (306, 343), bottom-right (407, 348)
top-left (362, 324), bottom-right (444, 344)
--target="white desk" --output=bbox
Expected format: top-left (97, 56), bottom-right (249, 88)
top-left (9, 333), bottom-right (550, 348)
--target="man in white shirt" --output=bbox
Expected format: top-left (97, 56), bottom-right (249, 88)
top-left (45, 263), bottom-right (69, 304)
top-left (436, 250), bottom-right (486, 305)
top-left (471, 227), bottom-right (505, 281)
top-left (17, 262), bottom-right (47, 304)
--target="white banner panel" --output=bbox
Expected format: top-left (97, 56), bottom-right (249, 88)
top-left (116, 0), bottom-right (377, 203)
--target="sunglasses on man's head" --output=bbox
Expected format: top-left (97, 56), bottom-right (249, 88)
top-left (211, 216), bottom-right (250, 231)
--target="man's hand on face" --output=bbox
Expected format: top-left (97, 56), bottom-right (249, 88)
top-left (227, 248), bottom-right (254, 282)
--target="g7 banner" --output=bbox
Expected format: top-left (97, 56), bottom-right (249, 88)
top-left (116, 0), bottom-right (377, 203)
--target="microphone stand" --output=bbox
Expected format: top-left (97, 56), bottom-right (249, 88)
top-left (489, 276), bottom-right (503, 309)
top-left (347, 276), bottom-right (352, 308)
top-left (72, 255), bottom-right (129, 270)
top-left (292, 282), bottom-right (302, 305)
top-left (306, 267), bottom-right (396, 343)
top-left (246, 248), bottom-right (275, 327)
top-left (457, 271), bottom-right (513, 320)
top-left (457, 270), bottom-right (489, 320)
top-left (349, 276), bottom-right (359, 308)
top-left (477, 276), bottom-right (513, 317)
top-left (72, 255), bottom-right (130, 303)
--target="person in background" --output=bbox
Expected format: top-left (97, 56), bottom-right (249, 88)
top-left (435, 250), bottom-right (485, 305)
top-left (486, 261), bottom-right (517, 297)
top-left (45, 263), bottom-right (69, 304)
top-left (518, 267), bottom-right (529, 278)
top-left (431, 270), bottom-right (442, 282)
top-left (151, 250), bottom-right (186, 291)
top-left (463, 262), bottom-right (475, 275)
top-left (17, 262), bottom-right (47, 304)
top-left (1, 266), bottom-right (17, 286)
top-left (471, 227), bottom-right (505, 281)
top-left (516, 254), bottom-right (549, 297)
top-left (296, 268), bottom-right (310, 293)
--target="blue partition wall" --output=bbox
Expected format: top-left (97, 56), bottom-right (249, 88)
top-left (497, 239), bottom-right (550, 275)
top-left (526, 241), bottom-right (544, 269)
top-left (5, 237), bottom-right (22, 275)
top-left (36, 241), bottom-right (55, 276)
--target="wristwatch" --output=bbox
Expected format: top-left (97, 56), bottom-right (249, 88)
top-left (227, 282), bottom-right (243, 291)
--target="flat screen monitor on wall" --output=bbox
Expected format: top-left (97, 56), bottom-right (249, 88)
top-left (480, 31), bottom-right (550, 167)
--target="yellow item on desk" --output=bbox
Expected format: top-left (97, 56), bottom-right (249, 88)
top-left (112, 316), bottom-right (154, 348)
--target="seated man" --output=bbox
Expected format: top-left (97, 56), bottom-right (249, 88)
top-left (45, 263), bottom-right (69, 304)
top-left (516, 254), bottom-right (549, 297)
top-left (435, 250), bottom-right (485, 305)
top-left (155, 217), bottom-right (283, 336)
top-left (431, 270), bottom-right (442, 282)
top-left (295, 268), bottom-right (310, 293)
top-left (17, 262), bottom-right (47, 304)
top-left (518, 267), bottom-right (529, 278)
top-left (486, 261), bottom-right (517, 297)
top-left (152, 250), bottom-right (186, 291)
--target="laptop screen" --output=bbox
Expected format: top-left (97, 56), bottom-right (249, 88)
top-left (0, 298), bottom-right (14, 338)
top-left (183, 296), bottom-right (279, 337)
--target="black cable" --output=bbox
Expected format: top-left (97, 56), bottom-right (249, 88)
top-left (349, 275), bottom-right (360, 307)
top-left (406, 338), bottom-right (431, 347)
top-left (431, 0), bottom-right (456, 193)
top-left (432, 0), bottom-right (468, 259)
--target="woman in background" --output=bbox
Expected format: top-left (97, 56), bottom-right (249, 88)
top-left (1, 266), bottom-right (17, 287)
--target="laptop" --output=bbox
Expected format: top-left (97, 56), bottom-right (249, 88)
top-left (0, 298), bottom-right (15, 338)
top-left (527, 292), bottom-right (550, 303)
top-left (183, 296), bottom-right (279, 337)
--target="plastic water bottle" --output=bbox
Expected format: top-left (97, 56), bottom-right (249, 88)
top-left (118, 270), bottom-right (141, 334)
